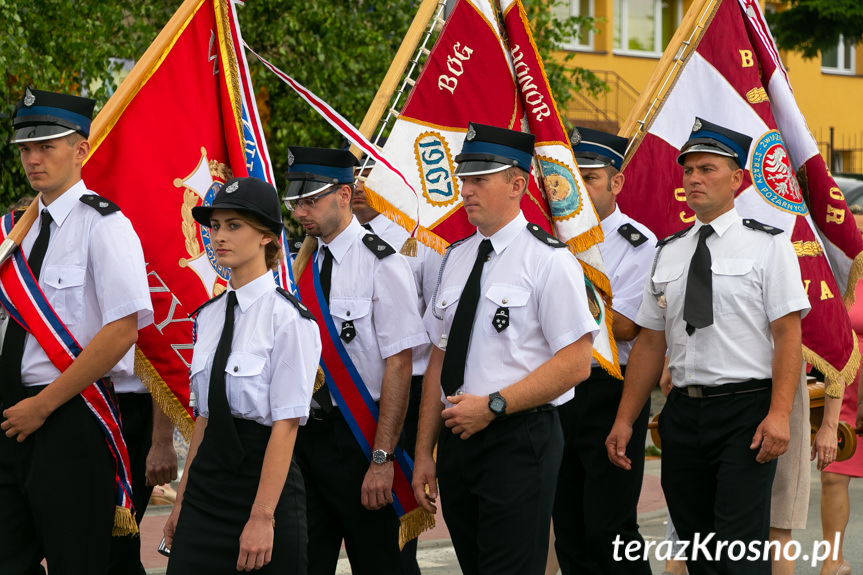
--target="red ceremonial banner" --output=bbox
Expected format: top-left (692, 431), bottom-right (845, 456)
top-left (618, 0), bottom-right (863, 393)
top-left (82, 0), bottom-right (262, 435)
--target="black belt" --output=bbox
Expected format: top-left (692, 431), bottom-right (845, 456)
top-left (674, 378), bottom-right (771, 399)
top-left (496, 403), bottom-right (555, 421)
top-left (309, 401), bottom-right (380, 421)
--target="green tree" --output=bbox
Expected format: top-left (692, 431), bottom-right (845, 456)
top-left (766, 0), bottom-right (863, 58)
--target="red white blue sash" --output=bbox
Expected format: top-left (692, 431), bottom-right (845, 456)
top-left (0, 213), bottom-right (137, 536)
top-left (297, 253), bottom-right (432, 543)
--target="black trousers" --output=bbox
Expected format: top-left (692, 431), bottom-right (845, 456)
top-left (553, 367), bottom-right (652, 575)
top-left (0, 387), bottom-right (115, 575)
top-left (168, 418), bottom-right (307, 574)
top-left (108, 393), bottom-right (154, 575)
top-left (296, 416), bottom-right (403, 575)
top-left (399, 375), bottom-right (423, 575)
top-left (660, 387), bottom-right (776, 575)
top-left (437, 408), bottom-right (563, 575)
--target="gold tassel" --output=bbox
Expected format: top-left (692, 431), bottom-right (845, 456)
top-left (805, 336), bottom-right (861, 399)
top-left (135, 347), bottom-right (195, 440)
top-left (313, 366), bottom-right (326, 393)
top-left (112, 506), bottom-right (139, 537)
top-left (400, 237), bottom-right (418, 258)
top-left (398, 507), bottom-right (436, 549)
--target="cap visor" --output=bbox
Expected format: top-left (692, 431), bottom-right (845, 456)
top-left (677, 142), bottom-right (738, 165)
top-left (454, 161), bottom-right (515, 178)
top-left (282, 179), bottom-right (333, 201)
top-left (10, 126), bottom-right (76, 144)
top-left (574, 156), bottom-right (612, 169)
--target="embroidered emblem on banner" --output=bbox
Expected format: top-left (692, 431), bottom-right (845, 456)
top-left (751, 131), bottom-right (807, 215)
top-left (175, 147), bottom-right (234, 296)
top-left (537, 155), bottom-right (581, 220)
top-left (414, 131), bottom-right (459, 208)
top-left (584, 277), bottom-right (602, 325)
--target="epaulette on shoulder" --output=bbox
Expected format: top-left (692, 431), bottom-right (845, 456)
top-left (79, 194), bottom-right (121, 216)
top-left (361, 233), bottom-right (396, 259)
top-left (287, 237), bottom-right (305, 255)
top-left (446, 232), bottom-right (476, 250)
top-left (191, 290), bottom-right (226, 318)
top-left (526, 223), bottom-right (566, 248)
top-left (656, 226), bottom-right (693, 248)
top-left (742, 219), bottom-right (783, 235)
top-left (276, 287), bottom-right (316, 321)
top-left (617, 223), bottom-right (649, 247)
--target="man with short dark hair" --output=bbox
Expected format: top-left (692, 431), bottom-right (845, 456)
top-left (552, 127), bottom-right (654, 575)
top-left (285, 146), bottom-right (427, 575)
top-left (412, 122), bottom-right (597, 575)
top-left (0, 87), bottom-right (153, 575)
top-left (606, 118), bottom-right (810, 574)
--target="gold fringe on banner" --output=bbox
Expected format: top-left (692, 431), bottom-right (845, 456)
top-left (804, 334), bottom-right (861, 399)
top-left (579, 261), bottom-right (613, 308)
top-left (134, 347), bottom-right (195, 440)
top-left (313, 367), bottom-right (326, 393)
top-left (363, 187), bottom-right (449, 255)
top-left (112, 506), bottom-right (139, 537)
top-left (844, 253), bottom-right (863, 309)
top-left (596, 305), bottom-right (622, 380)
top-left (399, 507), bottom-right (436, 550)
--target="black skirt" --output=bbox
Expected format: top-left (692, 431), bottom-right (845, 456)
top-left (167, 418), bottom-right (307, 574)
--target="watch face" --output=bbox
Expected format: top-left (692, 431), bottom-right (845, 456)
top-left (490, 397), bottom-right (506, 413)
top-left (372, 449), bottom-right (389, 464)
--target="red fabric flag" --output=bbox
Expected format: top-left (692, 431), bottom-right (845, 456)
top-left (618, 0), bottom-right (862, 392)
top-left (82, 0), bottom-right (268, 435)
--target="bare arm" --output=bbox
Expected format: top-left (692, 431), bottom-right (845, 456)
top-left (163, 415), bottom-right (208, 549)
top-left (362, 347), bottom-right (412, 510)
top-left (751, 311), bottom-right (802, 463)
top-left (412, 346), bottom-right (445, 513)
top-left (606, 327), bottom-right (667, 470)
top-left (237, 418), bottom-right (300, 571)
top-left (2, 313), bottom-right (138, 441)
top-left (612, 313), bottom-right (641, 342)
top-left (442, 333), bottom-right (594, 440)
top-left (812, 394), bottom-right (841, 471)
top-left (145, 399), bottom-right (178, 487)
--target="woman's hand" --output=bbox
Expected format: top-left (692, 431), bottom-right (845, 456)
top-left (236, 506), bottom-right (275, 571)
top-left (811, 419), bottom-right (839, 471)
top-left (162, 503), bottom-right (182, 552)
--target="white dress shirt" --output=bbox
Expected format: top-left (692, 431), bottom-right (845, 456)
top-left (20, 180), bottom-right (153, 387)
top-left (191, 271), bottom-right (322, 426)
top-left (598, 207), bottom-right (657, 366)
top-left (365, 214), bottom-right (442, 376)
top-left (315, 217), bottom-right (428, 401)
top-left (636, 207), bottom-right (810, 387)
top-left (425, 212), bottom-right (598, 407)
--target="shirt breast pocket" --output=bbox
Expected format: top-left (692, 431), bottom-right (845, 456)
top-left (481, 284), bottom-right (531, 339)
top-left (712, 258), bottom-right (758, 315)
top-left (42, 265), bottom-right (86, 326)
top-left (329, 297), bottom-right (373, 350)
top-left (651, 262), bottom-right (685, 314)
top-left (189, 352), bottom-right (212, 417)
top-left (225, 352), bottom-right (267, 417)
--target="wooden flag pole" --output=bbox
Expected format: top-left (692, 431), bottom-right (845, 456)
top-left (618, 0), bottom-right (720, 147)
top-left (350, 0), bottom-right (442, 156)
top-left (0, 195), bottom-right (42, 266)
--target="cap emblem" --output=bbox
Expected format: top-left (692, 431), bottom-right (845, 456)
top-left (692, 118), bottom-right (703, 133)
top-left (225, 182), bottom-right (239, 194)
top-left (23, 88), bottom-right (36, 107)
top-left (570, 128), bottom-right (582, 146)
top-left (287, 150), bottom-right (295, 166)
top-left (466, 125), bottom-right (476, 142)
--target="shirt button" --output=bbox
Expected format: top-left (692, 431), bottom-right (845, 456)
top-left (233, 366), bottom-right (239, 372)
top-left (502, 298), bottom-right (508, 304)
top-left (347, 311), bottom-right (351, 317)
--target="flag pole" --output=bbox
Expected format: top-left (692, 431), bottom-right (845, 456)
top-left (350, 0), bottom-right (443, 156)
top-left (618, 0), bottom-right (720, 164)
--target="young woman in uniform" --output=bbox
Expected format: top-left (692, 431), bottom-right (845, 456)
top-left (164, 176), bottom-right (321, 573)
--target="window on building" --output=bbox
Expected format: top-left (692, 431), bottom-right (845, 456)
top-left (552, 0), bottom-right (594, 51)
top-left (613, 0), bottom-right (682, 56)
top-left (822, 35), bottom-right (856, 75)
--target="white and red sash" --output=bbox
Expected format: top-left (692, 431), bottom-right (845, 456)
top-left (0, 212), bottom-right (137, 536)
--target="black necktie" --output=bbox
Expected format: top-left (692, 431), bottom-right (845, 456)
top-left (440, 239), bottom-right (494, 396)
top-left (207, 291), bottom-right (245, 470)
top-left (0, 210), bottom-right (53, 407)
top-left (684, 225), bottom-right (715, 336)
top-left (362, 223), bottom-right (373, 232)
top-left (312, 247), bottom-right (335, 412)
